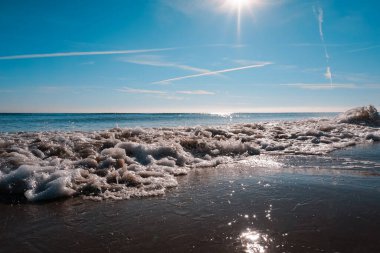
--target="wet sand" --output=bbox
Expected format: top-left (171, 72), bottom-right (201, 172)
top-left (0, 144), bottom-right (380, 253)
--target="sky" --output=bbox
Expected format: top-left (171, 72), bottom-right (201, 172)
top-left (0, 0), bottom-right (379, 113)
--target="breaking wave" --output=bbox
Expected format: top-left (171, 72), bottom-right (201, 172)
top-left (0, 106), bottom-right (379, 202)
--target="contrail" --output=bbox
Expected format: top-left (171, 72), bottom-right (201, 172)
top-left (314, 5), bottom-right (333, 87)
top-left (153, 63), bottom-right (272, 84)
top-left (0, 48), bottom-right (175, 60)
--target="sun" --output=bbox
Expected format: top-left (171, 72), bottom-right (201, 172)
top-left (220, 0), bottom-right (259, 38)
top-left (225, 0), bottom-right (255, 10)
top-left (218, 0), bottom-right (261, 39)
top-left (219, 0), bottom-right (259, 13)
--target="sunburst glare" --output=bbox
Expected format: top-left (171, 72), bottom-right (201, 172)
top-left (225, 0), bottom-right (255, 9)
top-left (220, 0), bottom-right (260, 38)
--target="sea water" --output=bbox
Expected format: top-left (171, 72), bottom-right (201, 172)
top-left (0, 113), bottom-right (337, 133)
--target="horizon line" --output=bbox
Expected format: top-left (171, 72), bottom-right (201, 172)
top-left (0, 111), bottom-right (343, 114)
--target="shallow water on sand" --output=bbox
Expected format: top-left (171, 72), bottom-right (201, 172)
top-left (0, 144), bottom-right (379, 253)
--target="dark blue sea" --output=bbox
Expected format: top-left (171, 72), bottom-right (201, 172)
top-left (0, 112), bottom-right (337, 132)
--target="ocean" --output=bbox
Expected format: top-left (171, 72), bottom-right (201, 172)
top-left (0, 112), bottom-right (337, 132)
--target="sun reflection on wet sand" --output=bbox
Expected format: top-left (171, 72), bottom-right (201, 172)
top-left (239, 228), bottom-right (271, 253)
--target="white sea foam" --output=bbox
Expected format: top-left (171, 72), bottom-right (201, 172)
top-left (0, 106), bottom-right (379, 202)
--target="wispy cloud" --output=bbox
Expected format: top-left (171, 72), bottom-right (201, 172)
top-left (116, 87), bottom-right (215, 99)
top-left (325, 66), bottom-right (333, 85)
top-left (314, 6), bottom-right (325, 42)
top-left (348, 45), bottom-right (380, 53)
top-left (313, 5), bottom-right (333, 86)
top-left (0, 48), bottom-right (175, 60)
top-left (201, 44), bottom-right (246, 48)
top-left (313, 5), bottom-right (329, 59)
top-left (232, 59), bottom-right (270, 66)
top-left (176, 90), bottom-right (215, 95)
top-left (333, 72), bottom-right (376, 83)
top-left (121, 55), bottom-right (211, 73)
top-left (158, 95), bottom-right (184, 100)
top-left (116, 87), bottom-right (167, 94)
top-left (281, 83), bottom-right (356, 90)
top-left (80, 61), bottom-right (95, 65)
top-left (289, 43), bottom-right (357, 47)
top-left (154, 63), bottom-right (272, 84)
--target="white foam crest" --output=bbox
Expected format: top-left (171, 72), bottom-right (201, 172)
top-left (0, 106), bottom-right (379, 202)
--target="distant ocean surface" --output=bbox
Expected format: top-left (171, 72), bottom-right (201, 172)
top-left (0, 112), bottom-right (338, 132)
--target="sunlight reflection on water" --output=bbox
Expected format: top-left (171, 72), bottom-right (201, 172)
top-left (239, 228), bottom-right (271, 253)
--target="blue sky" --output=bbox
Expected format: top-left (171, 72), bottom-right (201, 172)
top-left (0, 0), bottom-right (379, 113)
